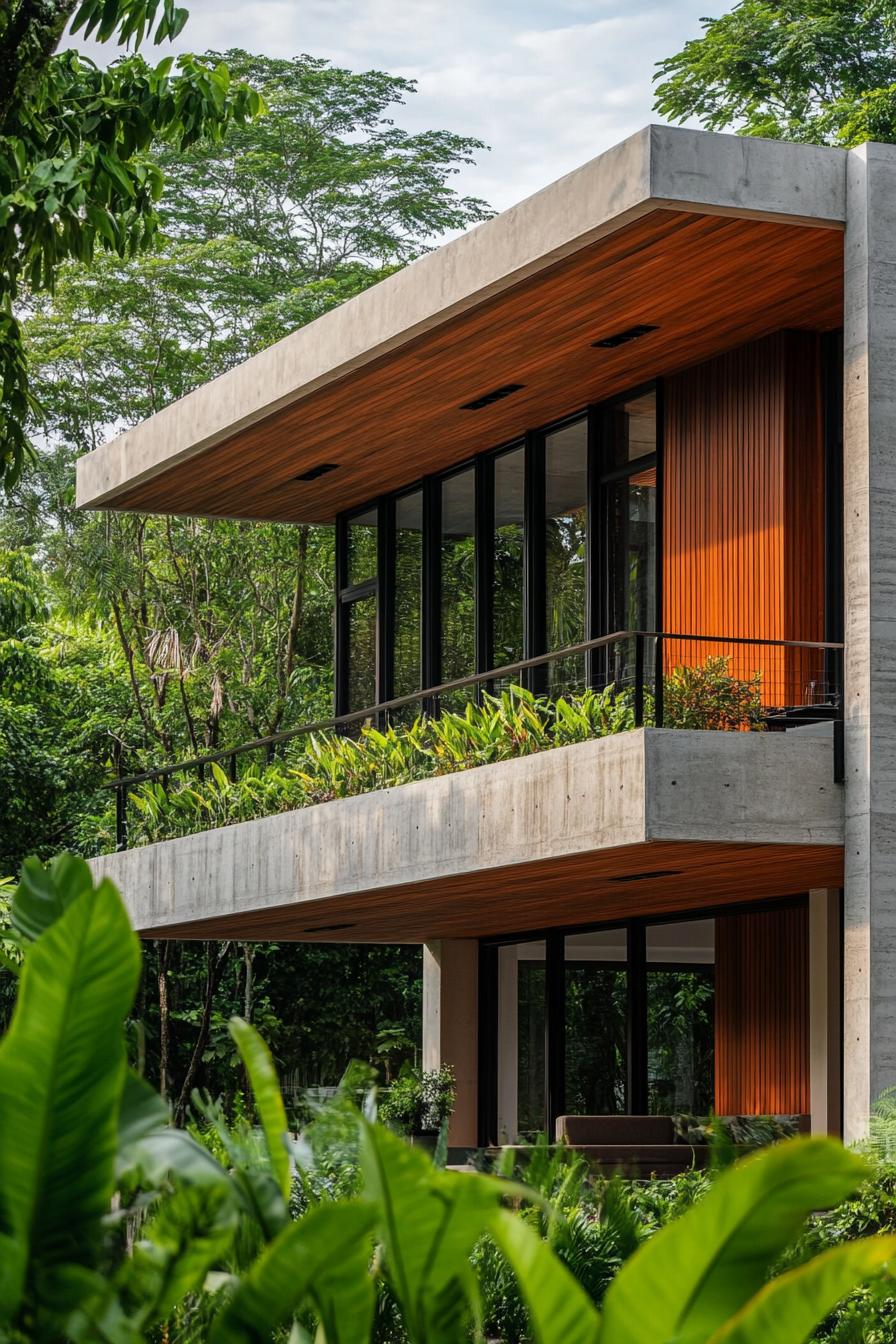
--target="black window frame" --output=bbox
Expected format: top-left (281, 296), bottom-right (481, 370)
top-left (334, 382), bottom-right (662, 718)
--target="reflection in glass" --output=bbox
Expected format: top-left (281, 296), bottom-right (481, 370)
top-left (395, 491), bottom-right (423, 699)
top-left (607, 388), bottom-right (657, 468)
top-left (496, 941), bottom-right (546, 1140)
top-left (493, 446), bottom-right (525, 671)
top-left (347, 507), bottom-right (377, 587)
top-left (564, 929), bottom-right (627, 1115)
top-left (441, 467), bottom-right (476, 702)
top-left (646, 920), bottom-right (715, 1115)
top-left (545, 418), bottom-right (588, 692)
top-left (347, 592), bottom-right (377, 713)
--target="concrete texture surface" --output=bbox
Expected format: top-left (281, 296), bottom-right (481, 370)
top-left (75, 126), bottom-right (846, 513)
top-left (90, 729), bottom-right (843, 938)
top-left (843, 141), bottom-right (896, 1140)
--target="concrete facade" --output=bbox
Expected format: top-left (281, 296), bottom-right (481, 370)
top-left (422, 941), bottom-right (478, 1147)
top-left (843, 141), bottom-right (896, 1140)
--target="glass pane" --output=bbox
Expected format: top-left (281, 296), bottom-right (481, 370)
top-left (347, 593), bottom-right (377, 713)
top-left (545, 419), bottom-right (588, 694)
top-left (394, 491), bottom-right (423, 701)
top-left (493, 446), bottom-right (525, 674)
top-left (496, 941), bottom-right (546, 1141)
top-left (646, 920), bottom-right (715, 1115)
top-left (606, 463), bottom-right (657, 696)
top-left (441, 467), bottom-right (476, 703)
top-left (347, 507), bottom-right (377, 587)
top-left (607, 388), bottom-right (656, 468)
top-left (564, 929), bottom-right (628, 1116)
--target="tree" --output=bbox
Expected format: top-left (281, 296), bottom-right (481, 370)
top-left (5, 52), bottom-right (490, 775)
top-left (0, 0), bottom-right (263, 492)
top-left (653, 0), bottom-right (896, 147)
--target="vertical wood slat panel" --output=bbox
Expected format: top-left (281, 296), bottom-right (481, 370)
top-left (714, 904), bottom-right (810, 1115)
top-left (663, 331), bottom-right (824, 706)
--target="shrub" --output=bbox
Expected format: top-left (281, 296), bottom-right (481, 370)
top-left (378, 1063), bottom-right (456, 1134)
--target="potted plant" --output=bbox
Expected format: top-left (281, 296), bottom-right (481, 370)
top-left (379, 1063), bottom-right (456, 1152)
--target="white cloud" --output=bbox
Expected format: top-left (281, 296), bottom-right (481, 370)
top-left (75, 0), bottom-right (711, 212)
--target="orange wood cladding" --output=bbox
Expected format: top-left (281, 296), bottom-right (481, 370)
top-left (715, 903), bottom-right (809, 1115)
top-left (663, 332), bottom-right (825, 706)
top-left (112, 211), bottom-right (843, 523)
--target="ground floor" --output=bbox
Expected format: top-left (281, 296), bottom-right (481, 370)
top-left (423, 891), bottom-right (842, 1149)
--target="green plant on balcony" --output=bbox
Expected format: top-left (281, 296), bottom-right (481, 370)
top-left (118, 660), bottom-right (765, 849)
top-left (663, 655), bottom-right (764, 731)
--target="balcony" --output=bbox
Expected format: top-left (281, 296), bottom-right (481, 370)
top-left (92, 631), bottom-right (846, 940)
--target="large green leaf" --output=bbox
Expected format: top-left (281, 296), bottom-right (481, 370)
top-left (117, 1070), bottom-right (228, 1188)
top-left (229, 1016), bottom-right (291, 1201)
top-left (358, 1119), bottom-right (511, 1342)
top-left (0, 871), bottom-right (141, 1323)
top-left (710, 1235), bottom-right (896, 1344)
top-left (489, 1208), bottom-right (601, 1344)
top-left (11, 853), bottom-right (94, 943)
top-left (209, 1202), bottom-right (377, 1344)
top-left (598, 1138), bottom-right (870, 1344)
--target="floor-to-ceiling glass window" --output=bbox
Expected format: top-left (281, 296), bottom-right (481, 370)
top-left (335, 382), bottom-right (661, 714)
top-left (646, 920), bottom-right (715, 1114)
top-left (545, 417), bottom-right (588, 692)
top-left (564, 928), bottom-right (628, 1116)
top-left (394, 490), bottom-right (423, 702)
top-left (493, 444), bottom-right (525, 673)
top-left (440, 466), bottom-right (476, 705)
top-left (602, 389), bottom-right (658, 690)
top-left (339, 506), bottom-right (378, 713)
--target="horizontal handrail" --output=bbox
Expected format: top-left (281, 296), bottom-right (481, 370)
top-left (109, 629), bottom-right (844, 792)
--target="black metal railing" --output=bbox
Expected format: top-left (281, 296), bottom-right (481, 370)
top-left (109, 630), bottom-right (845, 850)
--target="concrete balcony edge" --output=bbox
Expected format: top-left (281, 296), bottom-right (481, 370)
top-left (90, 728), bottom-right (844, 939)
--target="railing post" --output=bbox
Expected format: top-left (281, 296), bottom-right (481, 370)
top-left (654, 634), bottom-right (664, 727)
top-left (633, 634), bottom-right (644, 727)
top-left (115, 783), bottom-right (128, 852)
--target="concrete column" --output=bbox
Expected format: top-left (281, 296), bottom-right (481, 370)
top-left (809, 889), bottom-right (842, 1135)
top-left (843, 141), bottom-right (896, 1141)
top-left (497, 946), bottom-right (519, 1140)
top-left (422, 940), bottom-right (478, 1147)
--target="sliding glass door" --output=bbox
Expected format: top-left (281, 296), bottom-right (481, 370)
top-left (486, 912), bottom-right (716, 1143)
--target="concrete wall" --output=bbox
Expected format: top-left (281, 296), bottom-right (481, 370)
top-left (422, 941), bottom-right (478, 1147)
top-left (91, 729), bottom-right (843, 937)
top-left (843, 142), bottom-right (896, 1140)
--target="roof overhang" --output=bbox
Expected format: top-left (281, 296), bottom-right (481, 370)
top-left (75, 125), bottom-right (848, 524)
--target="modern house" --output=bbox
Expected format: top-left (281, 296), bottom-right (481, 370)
top-left (77, 125), bottom-right (896, 1151)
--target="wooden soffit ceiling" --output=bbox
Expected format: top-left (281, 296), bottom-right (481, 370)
top-left (115, 209), bottom-right (844, 524)
top-left (143, 840), bottom-right (845, 943)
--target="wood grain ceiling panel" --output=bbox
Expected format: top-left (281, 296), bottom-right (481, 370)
top-left (115, 210), bottom-right (844, 524)
top-left (142, 840), bottom-right (844, 942)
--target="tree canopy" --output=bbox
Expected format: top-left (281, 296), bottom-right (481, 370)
top-left (0, 0), bottom-right (264, 492)
top-left (0, 47), bottom-right (491, 1100)
top-left (654, 0), bottom-right (896, 146)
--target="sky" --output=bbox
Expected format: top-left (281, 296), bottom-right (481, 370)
top-left (83, 0), bottom-right (713, 212)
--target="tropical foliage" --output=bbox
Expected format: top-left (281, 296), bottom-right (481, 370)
top-left (654, 0), bottom-right (896, 147)
top-left (0, 0), bottom-right (264, 491)
top-left (1, 854), bottom-right (895, 1343)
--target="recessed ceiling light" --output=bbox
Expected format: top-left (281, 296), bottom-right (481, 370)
top-left (609, 869), bottom-right (682, 883)
top-left (460, 383), bottom-right (525, 411)
top-left (592, 324), bottom-right (658, 349)
top-left (300, 921), bottom-right (356, 933)
top-left (294, 462), bottom-right (339, 482)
